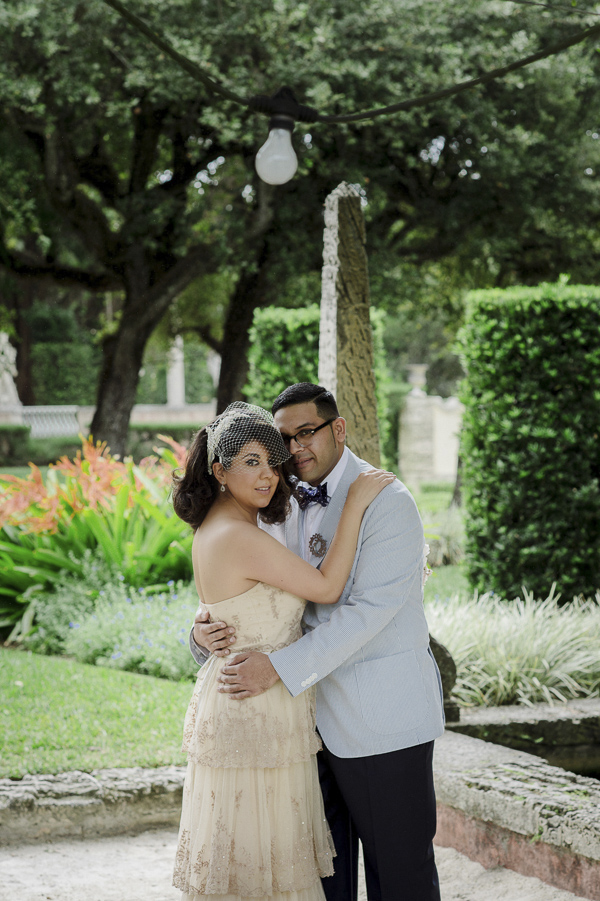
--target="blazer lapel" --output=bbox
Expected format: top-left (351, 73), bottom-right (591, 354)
top-left (284, 501), bottom-right (304, 559)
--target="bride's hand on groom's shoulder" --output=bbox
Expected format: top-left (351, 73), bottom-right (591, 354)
top-left (347, 468), bottom-right (395, 510)
top-left (193, 608), bottom-right (237, 657)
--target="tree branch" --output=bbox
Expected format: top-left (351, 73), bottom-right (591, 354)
top-left (76, 136), bottom-right (122, 205)
top-left (100, 0), bottom-right (248, 104)
top-left (98, 0), bottom-right (600, 129)
top-left (183, 325), bottom-right (223, 355)
top-left (0, 240), bottom-right (118, 290)
top-left (129, 100), bottom-right (167, 194)
top-left (248, 180), bottom-right (277, 242)
top-left (130, 243), bottom-right (220, 327)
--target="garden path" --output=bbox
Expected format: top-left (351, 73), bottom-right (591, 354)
top-left (0, 827), bottom-right (587, 900)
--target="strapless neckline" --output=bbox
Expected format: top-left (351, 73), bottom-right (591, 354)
top-left (203, 580), bottom-right (266, 607)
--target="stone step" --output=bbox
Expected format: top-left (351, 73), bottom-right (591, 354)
top-left (1, 730), bottom-right (598, 899)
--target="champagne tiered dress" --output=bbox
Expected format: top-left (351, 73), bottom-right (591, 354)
top-left (173, 582), bottom-right (335, 901)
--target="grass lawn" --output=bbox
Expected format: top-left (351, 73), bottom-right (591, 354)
top-left (1, 647), bottom-right (191, 778)
top-left (424, 564), bottom-right (471, 603)
top-left (410, 481), bottom-right (454, 517)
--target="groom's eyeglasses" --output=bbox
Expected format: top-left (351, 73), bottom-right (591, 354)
top-left (281, 419), bottom-right (336, 449)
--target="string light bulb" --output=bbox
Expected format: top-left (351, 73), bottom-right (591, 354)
top-left (255, 115), bottom-right (298, 185)
top-left (249, 87), bottom-right (318, 186)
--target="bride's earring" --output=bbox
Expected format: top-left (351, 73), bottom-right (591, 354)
top-left (220, 484), bottom-right (226, 493)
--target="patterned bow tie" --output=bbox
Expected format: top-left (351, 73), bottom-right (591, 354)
top-left (296, 483), bottom-right (329, 510)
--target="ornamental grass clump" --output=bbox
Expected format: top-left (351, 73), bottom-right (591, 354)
top-left (0, 437), bottom-right (193, 639)
top-left (426, 587), bottom-right (600, 707)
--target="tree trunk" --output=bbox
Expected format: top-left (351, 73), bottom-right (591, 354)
top-left (89, 244), bottom-right (211, 456)
top-left (215, 246), bottom-right (270, 413)
top-left (451, 454), bottom-right (462, 507)
top-left (14, 279), bottom-right (36, 405)
top-left (90, 309), bottom-right (154, 458)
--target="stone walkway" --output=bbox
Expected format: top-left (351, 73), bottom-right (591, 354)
top-left (0, 827), bottom-right (587, 900)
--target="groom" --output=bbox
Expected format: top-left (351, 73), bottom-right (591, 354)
top-left (191, 382), bottom-right (444, 901)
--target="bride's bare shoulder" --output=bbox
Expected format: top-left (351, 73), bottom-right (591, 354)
top-left (194, 516), bottom-right (270, 549)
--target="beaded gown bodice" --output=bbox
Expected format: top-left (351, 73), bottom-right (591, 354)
top-left (182, 582), bottom-right (322, 768)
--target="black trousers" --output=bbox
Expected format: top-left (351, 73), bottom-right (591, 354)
top-left (318, 740), bottom-right (440, 901)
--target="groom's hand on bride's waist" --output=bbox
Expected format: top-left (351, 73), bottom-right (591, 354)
top-left (217, 652), bottom-right (279, 699)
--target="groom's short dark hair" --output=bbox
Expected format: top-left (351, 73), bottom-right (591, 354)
top-left (272, 383), bottom-right (340, 421)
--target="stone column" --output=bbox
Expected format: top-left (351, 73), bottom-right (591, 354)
top-left (166, 335), bottom-right (186, 408)
top-left (318, 183), bottom-right (380, 466)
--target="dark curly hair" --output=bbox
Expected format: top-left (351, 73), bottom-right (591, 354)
top-left (172, 425), bottom-right (291, 530)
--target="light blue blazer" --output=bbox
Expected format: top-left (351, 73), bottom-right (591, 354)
top-left (266, 450), bottom-right (445, 759)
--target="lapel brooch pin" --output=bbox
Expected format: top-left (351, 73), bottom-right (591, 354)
top-left (309, 533), bottom-right (327, 558)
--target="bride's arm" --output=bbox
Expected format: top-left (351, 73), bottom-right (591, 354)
top-left (236, 469), bottom-right (394, 605)
top-left (192, 610), bottom-right (235, 658)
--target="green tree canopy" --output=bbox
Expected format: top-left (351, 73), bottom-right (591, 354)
top-left (2, 0), bottom-right (600, 452)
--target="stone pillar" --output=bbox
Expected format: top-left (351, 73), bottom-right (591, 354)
top-left (0, 332), bottom-right (24, 424)
top-left (318, 183), bottom-right (380, 466)
top-left (206, 350), bottom-right (221, 389)
top-left (166, 335), bottom-right (186, 408)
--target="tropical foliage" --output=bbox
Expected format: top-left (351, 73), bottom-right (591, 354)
top-left (0, 438), bottom-right (193, 639)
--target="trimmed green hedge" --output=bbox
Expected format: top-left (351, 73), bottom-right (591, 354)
top-left (31, 343), bottom-right (101, 406)
top-left (245, 305), bottom-right (321, 408)
top-left (458, 283), bottom-right (600, 601)
top-left (0, 425), bottom-right (30, 466)
top-left (0, 427), bottom-right (205, 468)
top-left (245, 305), bottom-right (393, 464)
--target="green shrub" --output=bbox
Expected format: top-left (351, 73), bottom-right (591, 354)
top-left (424, 506), bottom-right (465, 567)
top-left (136, 338), bottom-right (215, 405)
top-left (63, 579), bottom-right (199, 681)
top-left (0, 439), bottom-right (193, 639)
top-left (458, 283), bottom-right (600, 600)
top-left (245, 305), bottom-right (392, 464)
top-left (31, 343), bottom-right (101, 405)
top-left (25, 437), bottom-right (83, 466)
top-left (23, 551), bottom-right (122, 655)
top-left (0, 425), bottom-right (30, 466)
top-left (126, 424), bottom-right (202, 461)
top-left (245, 305), bottom-right (320, 408)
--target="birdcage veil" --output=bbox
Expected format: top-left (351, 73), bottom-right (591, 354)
top-left (206, 401), bottom-right (290, 473)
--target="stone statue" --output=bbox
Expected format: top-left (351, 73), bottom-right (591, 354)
top-left (0, 332), bottom-right (23, 423)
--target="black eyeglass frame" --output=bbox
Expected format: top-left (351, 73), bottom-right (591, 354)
top-left (281, 418), bottom-right (336, 448)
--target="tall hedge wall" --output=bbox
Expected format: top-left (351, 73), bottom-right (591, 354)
top-left (244, 305), bottom-right (393, 463)
top-left (458, 283), bottom-right (600, 601)
top-left (245, 305), bottom-right (321, 409)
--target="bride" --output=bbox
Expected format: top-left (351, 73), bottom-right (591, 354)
top-left (171, 402), bottom-right (393, 901)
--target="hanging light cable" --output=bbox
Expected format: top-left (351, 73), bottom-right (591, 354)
top-left (99, 0), bottom-right (600, 183)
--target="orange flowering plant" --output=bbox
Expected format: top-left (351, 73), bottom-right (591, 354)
top-left (0, 437), bottom-right (192, 639)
